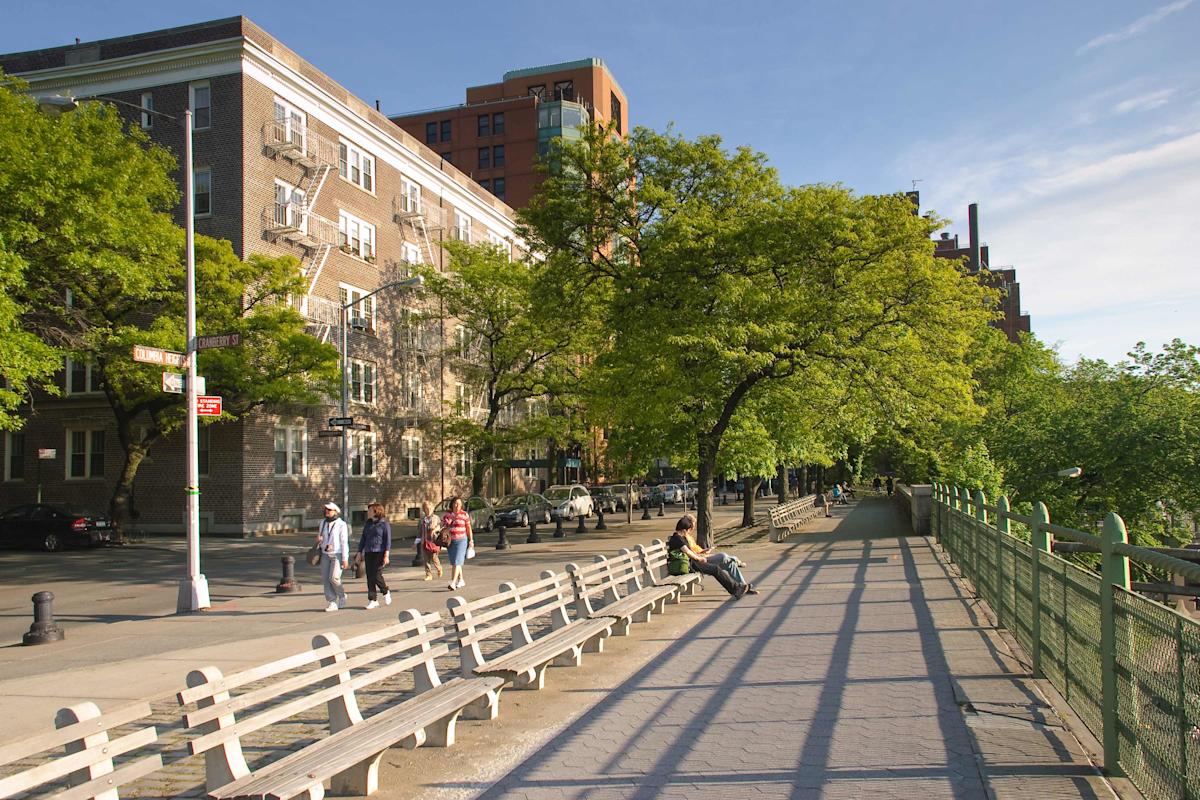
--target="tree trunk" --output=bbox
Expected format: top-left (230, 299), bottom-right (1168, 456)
top-left (695, 438), bottom-right (718, 549)
top-left (471, 444), bottom-right (490, 497)
top-left (108, 414), bottom-right (152, 543)
top-left (776, 463), bottom-right (788, 506)
top-left (741, 476), bottom-right (760, 527)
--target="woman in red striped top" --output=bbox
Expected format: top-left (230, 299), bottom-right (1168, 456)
top-left (442, 496), bottom-right (474, 590)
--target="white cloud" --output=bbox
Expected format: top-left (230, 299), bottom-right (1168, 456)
top-left (1112, 88), bottom-right (1174, 115)
top-left (1077, 0), bottom-right (1195, 54)
top-left (1025, 129), bottom-right (1200, 197)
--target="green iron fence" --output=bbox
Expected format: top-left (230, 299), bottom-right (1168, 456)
top-left (932, 484), bottom-right (1200, 800)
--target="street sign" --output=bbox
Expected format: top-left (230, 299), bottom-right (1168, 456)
top-left (565, 458), bottom-right (582, 469)
top-left (328, 417), bottom-right (354, 427)
top-left (37, 449), bottom-right (57, 460)
top-left (196, 396), bottom-right (223, 416)
top-left (349, 422), bottom-right (372, 431)
top-left (318, 429), bottom-right (344, 438)
top-left (133, 344), bottom-right (186, 368)
top-left (162, 373), bottom-right (205, 394)
top-left (196, 333), bottom-right (241, 350)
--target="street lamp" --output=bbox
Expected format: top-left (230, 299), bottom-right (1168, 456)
top-left (38, 93), bottom-right (207, 613)
top-left (339, 276), bottom-right (424, 515)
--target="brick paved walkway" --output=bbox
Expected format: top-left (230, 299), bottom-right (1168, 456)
top-left (476, 498), bottom-right (1116, 800)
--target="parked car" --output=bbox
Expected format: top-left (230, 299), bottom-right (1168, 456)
top-left (545, 484), bottom-right (595, 520)
top-left (0, 504), bottom-right (113, 551)
top-left (492, 493), bottom-right (552, 527)
top-left (588, 486), bottom-right (619, 514)
top-left (683, 482), bottom-right (699, 502)
top-left (435, 495), bottom-right (496, 532)
top-left (642, 485), bottom-right (665, 507)
top-left (612, 484), bottom-right (643, 511)
top-left (658, 483), bottom-right (684, 504)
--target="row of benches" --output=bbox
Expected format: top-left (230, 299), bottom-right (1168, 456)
top-left (1, 539), bottom-right (703, 800)
top-left (767, 493), bottom-right (822, 542)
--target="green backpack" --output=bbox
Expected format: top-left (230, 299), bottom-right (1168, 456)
top-left (667, 548), bottom-right (691, 575)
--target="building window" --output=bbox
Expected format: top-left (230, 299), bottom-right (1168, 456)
top-left (492, 145), bottom-right (505, 168)
top-left (66, 357), bottom-right (101, 395)
top-left (339, 283), bottom-right (377, 332)
top-left (338, 212), bottom-right (376, 260)
top-left (553, 80), bottom-right (574, 101)
top-left (350, 359), bottom-right (376, 404)
top-left (479, 179), bottom-right (490, 192)
top-left (350, 431), bottom-right (375, 477)
top-left (198, 426), bottom-right (210, 477)
top-left (455, 324), bottom-right (470, 358)
top-left (477, 114), bottom-right (490, 137)
top-left (338, 140), bottom-right (375, 192)
top-left (611, 92), bottom-right (622, 135)
top-left (140, 92), bottom-right (154, 130)
top-left (538, 105), bottom-right (562, 130)
top-left (272, 98), bottom-right (305, 147)
top-left (440, 119), bottom-right (452, 142)
top-left (274, 180), bottom-right (305, 229)
top-left (67, 429), bottom-right (105, 479)
top-left (402, 364), bottom-right (424, 408)
top-left (273, 426), bottom-right (305, 476)
top-left (400, 433), bottom-right (421, 477)
top-left (478, 147), bottom-right (490, 170)
top-left (524, 447), bottom-right (540, 479)
top-left (401, 242), bottom-right (422, 266)
top-left (193, 167), bottom-right (212, 217)
top-left (189, 81), bottom-right (211, 130)
top-left (493, 112), bottom-right (505, 135)
top-left (400, 178), bottom-right (422, 214)
top-left (453, 212), bottom-right (472, 243)
top-left (455, 444), bottom-right (472, 477)
top-left (4, 432), bottom-right (25, 481)
top-left (528, 84), bottom-right (546, 100)
top-left (425, 121), bottom-right (437, 144)
top-left (493, 177), bottom-right (506, 201)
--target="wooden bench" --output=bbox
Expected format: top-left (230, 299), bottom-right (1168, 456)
top-left (637, 539), bottom-right (704, 598)
top-left (566, 550), bottom-right (678, 636)
top-left (0, 700), bottom-right (162, 800)
top-left (446, 570), bottom-right (614, 690)
top-left (178, 609), bottom-right (501, 799)
top-left (768, 494), bottom-right (822, 542)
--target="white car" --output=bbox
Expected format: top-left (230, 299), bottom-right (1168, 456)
top-left (545, 484), bottom-right (595, 519)
top-left (658, 483), bottom-right (683, 504)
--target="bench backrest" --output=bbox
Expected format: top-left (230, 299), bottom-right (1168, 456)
top-left (446, 570), bottom-right (574, 674)
top-left (0, 701), bottom-right (161, 800)
top-left (178, 609), bottom-right (448, 790)
top-left (566, 550), bottom-right (645, 616)
top-left (637, 539), bottom-right (671, 585)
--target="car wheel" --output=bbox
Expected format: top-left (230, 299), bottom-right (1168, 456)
top-left (486, 516), bottom-right (495, 532)
top-left (519, 512), bottom-right (528, 528)
top-left (544, 511), bottom-right (552, 524)
top-left (43, 533), bottom-right (61, 552)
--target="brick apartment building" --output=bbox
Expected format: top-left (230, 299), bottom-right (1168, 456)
top-left (0, 17), bottom-right (551, 534)
top-left (389, 58), bottom-right (629, 210)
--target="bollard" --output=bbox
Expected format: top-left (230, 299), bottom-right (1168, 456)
top-left (722, 493), bottom-right (728, 506)
top-left (527, 519), bottom-right (541, 544)
top-left (577, 513), bottom-right (587, 534)
top-left (554, 515), bottom-right (565, 538)
top-left (641, 500), bottom-right (652, 520)
top-left (23, 591), bottom-right (65, 645)
top-left (495, 523), bottom-right (510, 550)
top-left (275, 555), bottom-right (300, 593)
top-left (658, 502), bottom-right (665, 517)
top-left (596, 509), bottom-right (607, 531)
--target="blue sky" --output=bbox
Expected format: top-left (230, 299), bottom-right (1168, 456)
top-left (6, 0), bottom-right (1198, 363)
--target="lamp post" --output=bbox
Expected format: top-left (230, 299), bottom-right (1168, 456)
top-left (38, 93), bottom-right (208, 613)
top-left (338, 277), bottom-right (424, 515)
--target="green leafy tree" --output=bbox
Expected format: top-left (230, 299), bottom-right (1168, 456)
top-left (522, 125), bottom-right (995, 546)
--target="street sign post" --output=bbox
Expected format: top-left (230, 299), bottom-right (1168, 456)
top-left (163, 373), bottom-right (205, 395)
top-left (196, 396), bottom-right (223, 416)
top-left (318, 429), bottom-right (344, 438)
top-left (133, 345), bottom-right (186, 368)
top-left (349, 422), bottom-right (372, 431)
top-left (195, 333), bottom-right (241, 350)
top-left (328, 417), bottom-right (354, 427)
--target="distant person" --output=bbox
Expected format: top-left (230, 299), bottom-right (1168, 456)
top-left (356, 502), bottom-right (392, 609)
top-left (442, 496), bottom-right (474, 590)
top-left (843, 482), bottom-right (856, 501)
top-left (667, 516), bottom-right (755, 598)
top-left (316, 501), bottom-right (349, 612)
top-left (872, 476), bottom-right (882, 494)
top-left (885, 476), bottom-right (894, 497)
top-left (417, 500), bottom-right (445, 582)
top-left (832, 484), bottom-right (844, 505)
top-left (815, 489), bottom-right (832, 518)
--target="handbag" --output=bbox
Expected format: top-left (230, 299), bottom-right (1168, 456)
top-left (466, 546), bottom-right (476, 560)
top-left (305, 544), bottom-right (321, 567)
top-left (667, 548), bottom-right (691, 576)
top-left (423, 537), bottom-right (441, 553)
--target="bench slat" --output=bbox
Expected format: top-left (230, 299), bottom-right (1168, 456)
top-left (0, 701), bottom-right (150, 766)
top-left (588, 586), bottom-right (676, 621)
top-left (0, 726), bottom-right (156, 797)
top-left (475, 619), bottom-right (612, 677)
top-left (44, 753), bottom-right (164, 800)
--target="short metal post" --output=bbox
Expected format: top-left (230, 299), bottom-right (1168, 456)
top-left (554, 516), bottom-right (565, 538)
top-left (721, 493), bottom-right (728, 506)
top-left (657, 501), bottom-right (665, 517)
top-left (641, 500), bottom-right (652, 520)
top-left (1100, 512), bottom-right (1131, 776)
top-left (276, 554), bottom-right (300, 593)
top-left (23, 591), bottom-right (65, 645)
top-left (596, 508), bottom-right (607, 530)
top-left (495, 523), bottom-right (510, 550)
top-left (527, 519), bottom-right (541, 544)
top-left (1030, 501), bottom-right (1049, 678)
top-left (577, 513), bottom-right (587, 534)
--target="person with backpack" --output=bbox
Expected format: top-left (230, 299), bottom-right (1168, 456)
top-left (666, 515), bottom-right (755, 598)
top-left (417, 500), bottom-right (445, 582)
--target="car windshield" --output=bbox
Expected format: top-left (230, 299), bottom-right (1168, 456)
top-left (498, 495), bottom-right (523, 506)
top-left (545, 488), bottom-right (571, 501)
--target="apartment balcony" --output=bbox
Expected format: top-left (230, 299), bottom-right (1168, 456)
top-left (263, 203), bottom-right (340, 251)
top-left (392, 196), bottom-right (446, 229)
top-left (262, 120), bottom-right (339, 173)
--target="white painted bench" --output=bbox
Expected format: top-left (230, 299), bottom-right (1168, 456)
top-left (0, 700), bottom-right (161, 800)
top-left (637, 539), bottom-right (704, 598)
top-left (566, 550), bottom-right (679, 636)
top-left (446, 570), bottom-right (614, 690)
top-left (768, 494), bottom-right (822, 542)
top-left (177, 609), bottom-right (501, 799)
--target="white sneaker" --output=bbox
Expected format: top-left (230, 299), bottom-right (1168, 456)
top-left (324, 602), bottom-right (339, 612)
top-left (456, 579), bottom-right (466, 589)
top-left (365, 600), bottom-right (379, 610)
top-left (383, 592), bottom-right (392, 606)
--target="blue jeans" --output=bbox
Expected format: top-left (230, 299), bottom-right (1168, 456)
top-left (707, 553), bottom-right (746, 585)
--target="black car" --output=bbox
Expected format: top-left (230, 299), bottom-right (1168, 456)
top-left (588, 486), bottom-right (619, 514)
top-left (0, 504), bottom-right (113, 551)
top-left (492, 493), bottom-right (552, 527)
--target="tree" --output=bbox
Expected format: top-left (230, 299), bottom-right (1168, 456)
top-left (418, 242), bottom-right (590, 496)
top-left (522, 125), bottom-right (995, 546)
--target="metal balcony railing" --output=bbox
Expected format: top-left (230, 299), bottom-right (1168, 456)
top-left (263, 204), bottom-right (340, 251)
top-left (262, 121), bottom-right (339, 172)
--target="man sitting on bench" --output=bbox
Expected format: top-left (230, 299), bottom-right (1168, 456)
top-left (666, 516), bottom-right (756, 598)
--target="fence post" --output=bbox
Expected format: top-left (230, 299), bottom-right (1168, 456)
top-left (974, 490), bottom-right (988, 598)
top-left (996, 495), bottom-right (1010, 627)
top-left (1100, 512), bottom-right (1131, 777)
top-left (1030, 502), bottom-right (1050, 678)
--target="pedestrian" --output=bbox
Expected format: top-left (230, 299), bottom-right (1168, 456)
top-left (442, 496), bottom-right (474, 590)
top-left (667, 515), bottom-right (754, 598)
top-left (356, 501), bottom-right (392, 609)
top-left (815, 489), bottom-right (832, 518)
top-left (316, 501), bottom-right (349, 612)
top-left (872, 476), bottom-right (882, 494)
top-left (418, 500), bottom-right (445, 582)
top-left (885, 476), bottom-right (894, 497)
top-left (832, 483), bottom-right (843, 505)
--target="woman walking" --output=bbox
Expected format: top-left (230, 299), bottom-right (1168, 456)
top-left (356, 502), bottom-right (392, 609)
top-left (418, 500), bottom-right (445, 581)
top-left (667, 515), bottom-right (755, 598)
top-left (316, 501), bottom-right (349, 612)
top-left (441, 496), bottom-right (474, 590)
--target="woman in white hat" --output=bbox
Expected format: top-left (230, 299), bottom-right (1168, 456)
top-left (316, 501), bottom-right (349, 611)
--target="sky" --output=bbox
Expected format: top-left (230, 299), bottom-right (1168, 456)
top-left (4, 0), bottom-right (1198, 364)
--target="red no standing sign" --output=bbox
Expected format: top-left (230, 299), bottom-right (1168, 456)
top-left (197, 396), bottom-right (223, 416)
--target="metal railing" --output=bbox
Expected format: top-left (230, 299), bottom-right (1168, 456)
top-left (262, 120), bottom-right (339, 171)
top-left (263, 204), bottom-right (340, 250)
top-left (932, 483), bottom-right (1200, 799)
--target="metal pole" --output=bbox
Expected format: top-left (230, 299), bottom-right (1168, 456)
top-left (1100, 512), bottom-right (1131, 776)
top-left (341, 304), bottom-right (350, 516)
top-left (178, 108), bottom-right (209, 613)
top-left (1030, 501), bottom-right (1049, 677)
